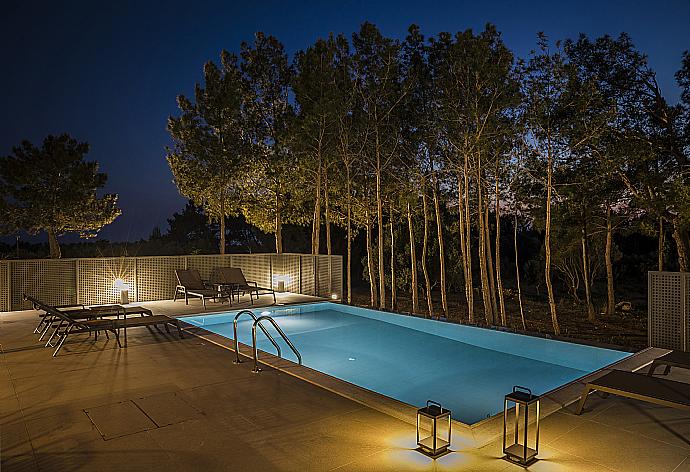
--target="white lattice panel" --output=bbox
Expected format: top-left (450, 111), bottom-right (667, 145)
top-left (232, 254), bottom-right (271, 288)
top-left (271, 254), bottom-right (301, 292)
top-left (300, 255), bottom-right (315, 296)
top-left (0, 261), bottom-right (8, 311)
top-left (77, 258), bottom-right (137, 305)
top-left (136, 256), bottom-right (186, 302)
top-left (187, 254), bottom-right (232, 282)
top-left (648, 271), bottom-right (685, 350)
top-left (11, 259), bottom-right (77, 310)
top-left (316, 255), bottom-right (331, 297)
top-left (330, 256), bottom-right (343, 300)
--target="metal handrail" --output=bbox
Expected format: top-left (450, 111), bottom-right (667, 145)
top-left (252, 315), bottom-right (302, 373)
top-left (233, 310), bottom-right (282, 364)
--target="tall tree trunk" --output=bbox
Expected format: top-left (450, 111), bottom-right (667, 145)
top-left (407, 202), bottom-right (419, 313)
top-left (219, 195), bottom-right (226, 255)
top-left (347, 178), bottom-right (352, 305)
top-left (421, 184), bottom-right (434, 318)
top-left (581, 217), bottom-right (595, 321)
top-left (312, 165), bottom-right (322, 255)
top-left (476, 162), bottom-right (494, 324)
top-left (485, 200), bottom-right (499, 322)
top-left (514, 213), bottom-right (526, 330)
top-left (47, 228), bottom-right (61, 259)
top-left (545, 141), bottom-right (560, 335)
top-left (366, 213), bottom-right (378, 307)
top-left (463, 157), bottom-right (474, 322)
top-left (432, 174), bottom-right (448, 317)
top-left (605, 203), bottom-right (616, 316)
top-left (495, 171), bottom-right (506, 325)
top-left (658, 217), bottom-right (665, 271)
top-left (325, 171), bottom-right (332, 256)
top-left (671, 221), bottom-right (689, 272)
top-left (390, 203), bottom-right (396, 310)
top-left (457, 171), bottom-right (471, 321)
top-left (275, 195), bottom-right (283, 254)
top-left (376, 169), bottom-right (386, 309)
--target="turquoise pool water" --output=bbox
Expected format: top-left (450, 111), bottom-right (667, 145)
top-left (183, 302), bottom-right (629, 424)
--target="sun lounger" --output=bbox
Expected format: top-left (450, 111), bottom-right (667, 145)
top-left (575, 369), bottom-right (690, 415)
top-left (25, 295), bottom-right (183, 355)
top-left (214, 267), bottom-right (275, 305)
top-left (647, 351), bottom-right (690, 376)
top-left (174, 269), bottom-right (226, 309)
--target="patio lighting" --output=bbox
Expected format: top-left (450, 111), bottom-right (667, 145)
top-left (503, 386), bottom-right (540, 466)
top-left (272, 274), bottom-right (290, 292)
top-left (331, 293), bottom-right (338, 300)
top-left (113, 278), bottom-right (130, 304)
top-left (416, 400), bottom-right (451, 458)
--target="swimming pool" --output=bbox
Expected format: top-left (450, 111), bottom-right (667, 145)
top-left (183, 302), bottom-right (630, 424)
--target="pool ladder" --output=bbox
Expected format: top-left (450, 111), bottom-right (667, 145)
top-left (232, 310), bottom-right (302, 373)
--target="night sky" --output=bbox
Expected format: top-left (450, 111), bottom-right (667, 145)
top-left (2, 0), bottom-right (689, 242)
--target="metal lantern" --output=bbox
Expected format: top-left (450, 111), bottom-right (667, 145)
top-left (503, 386), bottom-right (540, 465)
top-left (417, 400), bottom-right (451, 457)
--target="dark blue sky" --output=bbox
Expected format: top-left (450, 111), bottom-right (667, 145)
top-left (2, 0), bottom-right (689, 242)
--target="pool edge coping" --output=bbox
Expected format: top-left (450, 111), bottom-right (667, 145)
top-left (177, 316), bottom-right (663, 448)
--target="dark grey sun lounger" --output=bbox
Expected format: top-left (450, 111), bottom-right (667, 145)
top-left (648, 351), bottom-right (690, 376)
top-left (174, 269), bottom-right (226, 309)
top-left (26, 295), bottom-right (183, 355)
top-left (216, 267), bottom-right (276, 305)
top-left (575, 369), bottom-right (690, 415)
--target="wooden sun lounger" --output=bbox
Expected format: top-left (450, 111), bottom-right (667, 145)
top-left (174, 269), bottom-right (227, 309)
top-left (648, 351), bottom-right (690, 376)
top-left (575, 369), bottom-right (690, 415)
top-left (214, 267), bottom-right (276, 305)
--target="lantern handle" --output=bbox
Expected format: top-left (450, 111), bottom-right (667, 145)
top-left (426, 400), bottom-right (442, 410)
top-left (513, 385), bottom-right (532, 396)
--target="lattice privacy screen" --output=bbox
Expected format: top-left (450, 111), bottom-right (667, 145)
top-left (0, 261), bottom-right (8, 312)
top-left (648, 271), bottom-right (689, 351)
top-left (1, 253), bottom-right (343, 311)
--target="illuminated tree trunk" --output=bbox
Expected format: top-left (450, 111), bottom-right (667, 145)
top-left (346, 176), bottom-right (352, 304)
top-left (407, 202), bottom-right (419, 313)
top-left (366, 212), bottom-right (378, 307)
top-left (485, 200), bottom-right (499, 322)
top-left (312, 165), bottom-right (322, 255)
top-left (421, 184), bottom-right (434, 318)
top-left (376, 167), bottom-right (386, 309)
top-left (219, 195), bottom-right (226, 255)
top-left (324, 171), bottom-right (332, 255)
top-left (672, 222), bottom-right (689, 272)
top-left (476, 162), bottom-right (494, 325)
top-left (275, 194), bottom-right (283, 254)
top-left (47, 228), bottom-right (61, 259)
top-left (605, 204), bottom-right (615, 316)
top-left (658, 217), bottom-right (665, 271)
top-left (432, 174), bottom-right (448, 317)
top-left (495, 172), bottom-right (506, 325)
top-left (545, 139), bottom-right (560, 335)
top-left (514, 213), bottom-right (526, 330)
top-left (390, 203), bottom-right (396, 310)
top-left (460, 156), bottom-right (474, 322)
top-left (581, 217), bottom-right (595, 321)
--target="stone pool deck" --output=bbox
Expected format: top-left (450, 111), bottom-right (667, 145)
top-left (2, 296), bottom-right (690, 471)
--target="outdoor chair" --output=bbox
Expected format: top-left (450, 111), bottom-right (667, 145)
top-left (647, 350), bottom-right (690, 376)
top-left (25, 296), bottom-right (121, 357)
top-left (213, 267), bottom-right (276, 305)
top-left (575, 369), bottom-right (690, 415)
top-left (174, 269), bottom-right (226, 309)
top-left (25, 295), bottom-right (183, 355)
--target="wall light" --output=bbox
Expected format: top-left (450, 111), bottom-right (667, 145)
top-left (331, 293), bottom-right (338, 300)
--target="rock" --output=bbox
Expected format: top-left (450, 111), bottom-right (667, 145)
top-left (615, 301), bottom-right (632, 312)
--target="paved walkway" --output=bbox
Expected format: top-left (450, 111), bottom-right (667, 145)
top-left (2, 298), bottom-right (690, 471)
